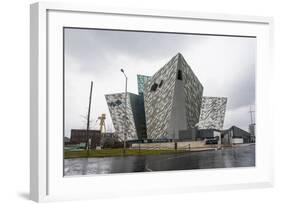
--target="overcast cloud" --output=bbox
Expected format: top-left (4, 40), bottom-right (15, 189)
top-left (64, 28), bottom-right (256, 138)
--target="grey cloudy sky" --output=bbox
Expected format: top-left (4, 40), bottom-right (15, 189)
top-left (64, 28), bottom-right (256, 138)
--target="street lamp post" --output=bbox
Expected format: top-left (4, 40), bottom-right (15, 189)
top-left (121, 69), bottom-right (128, 154)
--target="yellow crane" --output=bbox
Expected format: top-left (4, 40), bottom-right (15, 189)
top-left (96, 113), bottom-right (106, 133)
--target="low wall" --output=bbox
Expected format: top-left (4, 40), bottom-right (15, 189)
top-left (131, 141), bottom-right (206, 150)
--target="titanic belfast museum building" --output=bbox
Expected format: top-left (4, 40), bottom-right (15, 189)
top-left (105, 53), bottom-right (227, 141)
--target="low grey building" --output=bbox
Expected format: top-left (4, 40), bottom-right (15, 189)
top-left (178, 128), bottom-right (198, 141)
top-left (198, 129), bottom-right (222, 140)
top-left (222, 126), bottom-right (251, 144)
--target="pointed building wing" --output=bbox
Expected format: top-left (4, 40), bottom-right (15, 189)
top-left (105, 93), bottom-right (138, 140)
top-left (198, 96), bottom-right (227, 130)
top-left (144, 53), bottom-right (203, 139)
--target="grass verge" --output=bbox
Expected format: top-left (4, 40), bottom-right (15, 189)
top-left (64, 148), bottom-right (186, 158)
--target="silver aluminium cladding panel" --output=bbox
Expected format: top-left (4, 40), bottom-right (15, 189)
top-left (137, 74), bottom-right (151, 95)
top-left (198, 97), bottom-right (227, 130)
top-left (105, 93), bottom-right (138, 140)
top-left (144, 54), bottom-right (179, 139)
top-left (144, 53), bottom-right (203, 139)
top-left (177, 53), bottom-right (203, 128)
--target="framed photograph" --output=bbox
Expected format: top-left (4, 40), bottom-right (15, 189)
top-left (30, 2), bottom-right (274, 202)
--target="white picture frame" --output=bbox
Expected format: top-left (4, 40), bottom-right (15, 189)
top-left (30, 2), bottom-right (274, 202)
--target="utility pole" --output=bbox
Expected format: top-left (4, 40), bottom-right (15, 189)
top-left (249, 105), bottom-right (255, 124)
top-left (85, 81), bottom-right (93, 155)
top-left (249, 105), bottom-right (256, 142)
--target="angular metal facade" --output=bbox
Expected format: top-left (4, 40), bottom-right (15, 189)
top-left (105, 93), bottom-right (147, 140)
top-left (178, 53), bottom-right (204, 129)
top-left (128, 93), bottom-right (147, 140)
top-left (137, 74), bottom-right (151, 95)
top-left (197, 97), bottom-right (227, 130)
top-left (105, 53), bottom-right (227, 141)
top-left (143, 53), bottom-right (204, 139)
top-left (105, 93), bottom-right (138, 140)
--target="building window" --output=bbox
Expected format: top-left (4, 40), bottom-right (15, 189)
top-left (150, 83), bottom-right (158, 91)
top-left (177, 70), bottom-right (182, 80)
top-left (158, 80), bottom-right (163, 88)
top-left (115, 100), bottom-right (122, 106)
top-left (108, 100), bottom-right (122, 107)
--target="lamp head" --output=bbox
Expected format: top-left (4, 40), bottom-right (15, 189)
top-left (120, 69), bottom-right (124, 73)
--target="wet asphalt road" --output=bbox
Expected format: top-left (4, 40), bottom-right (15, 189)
top-left (64, 144), bottom-right (255, 176)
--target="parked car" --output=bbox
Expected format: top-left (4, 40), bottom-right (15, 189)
top-left (205, 136), bottom-right (218, 144)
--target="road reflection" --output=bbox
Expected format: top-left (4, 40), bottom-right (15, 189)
top-left (64, 144), bottom-right (255, 176)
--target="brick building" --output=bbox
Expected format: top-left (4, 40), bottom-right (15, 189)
top-left (70, 129), bottom-right (101, 149)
